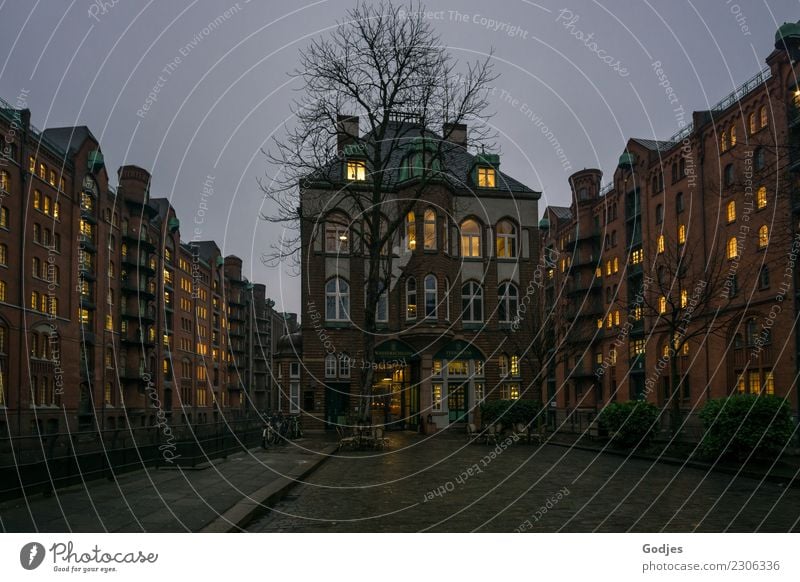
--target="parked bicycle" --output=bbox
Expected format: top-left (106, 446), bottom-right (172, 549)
top-left (287, 415), bottom-right (303, 440)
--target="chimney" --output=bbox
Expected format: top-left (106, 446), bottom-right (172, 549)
top-left (443, 123), bottom-right (467, 149)
top-left (336, 115), bottom-right (359, 153)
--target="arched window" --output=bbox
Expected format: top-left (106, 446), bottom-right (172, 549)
top-left (325, 278), bottom-right (350, 321)
top-left (510, 355), bottom-right (520, 377)
top-left (405, 211), bottom-right (416, 251)
top-left (757, 186), bottom-right (767, 209)
top-left (498, 282), bottom-right (518, 323)
top-left (720, 130), bottom-right (728, 152)
top-left (745, 318), bottom-right (758, 346)
top-left (324, 354), bottom-right (337, 378)
top-left (461, 281), bottom-right (483, 322)
top-left (727, 237), bottom-right (739, 259)
top-left (423, 208), bottom-right (436, 250)
top-left (324, 212), bottom-right (349, 254)
top-left (371, 282), bottom-right (388, 323)
top-left (658, 296), bottom-right (667, 314)
top-left (679, 157), bottom-right (686, 178)
top-left (755, 148), bottom-right (765, 170)
top-left (655, 204), bottom-right (663, 224)
top-left (676, 192), bottom-right (684, 213)
top-left (498, 354), bottom-right (509, 377)
top-left (758, 225), bottom-right (769, 248)
top-left (424, 274), bottom-right (437, 319)
top-left (495, 220), bottom-right (517, 258)
top-left (657, 235), bottom-right (665, 253)
top-left (724, 164), bottom-right (734, 187)
top-left (730, 125), bottom-right (737, 147)
top-left (460, 219), bottom-right (482, 258)
top-left (339, 354), bottom-right (350, 378)
top-left (406, 277), bottom-right (417, 320)
top-left (727, 200), bottom-right (736, 223)
top-left (678, 224), bottom-right (686, 245)
top-left (749, 112), bottom-right (757, 134)
top-left (671, 162), bottom-right (678, 183)
top-left (0, 170), bottom-right (9, 191)
top-left (760, 106), bottom-right (768, 128)
top-left (444, 277), bottom-right (451, 321)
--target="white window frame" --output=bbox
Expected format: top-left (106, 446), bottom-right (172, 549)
top-left (424, 274), bottom-right (437, 319)
top-left (423, 208), bottom-right (437, 250)
top-left (461, 281), bottom-right (483, 323)
top-left (325, 278), bottom-right (350, 322)
top-left (324, 354), bottom-right (337, 378)
top-left (495, 220), bottom-right (517, 258)
top-left (498, 282), bottom-right (518, 323)
top-left (460, 219), bottom-right (482, 258)
top-left (339, 354), bottom-right (350, 378)
top-left (289, 381), bottom-right (300, 413)
top-left (406, 277), bottom-right (417, 320)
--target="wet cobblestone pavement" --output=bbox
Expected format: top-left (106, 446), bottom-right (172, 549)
top-left (248, 431), bottom-right (800, 533)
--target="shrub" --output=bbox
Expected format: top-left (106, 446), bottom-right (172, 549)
top-left (480, 399), bottom-right (542, 427)
top-left (699, 395), bottom-right (794, 461)
top-left (598, 401), bottom-right (660, 448)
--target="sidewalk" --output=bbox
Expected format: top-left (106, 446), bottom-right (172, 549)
top-left (0, 438), bottom-right (337, 533)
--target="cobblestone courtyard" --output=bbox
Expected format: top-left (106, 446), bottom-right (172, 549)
top-left (248, 432), bottom-right (800, 533)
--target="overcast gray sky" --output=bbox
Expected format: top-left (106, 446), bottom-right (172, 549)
top-left (1, 0), bottom-right (797, 315)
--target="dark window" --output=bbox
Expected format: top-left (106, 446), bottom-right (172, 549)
top-left (755, 148), bottom-right (765, 170)
top-left (304, 390), bottom-right (315, 411)
top-left (676, 192), bottom-right (684, 213)
top-left (724, 164), bottom-right (734, 187)
top-left (655, 204), bottom-right (663, 224)
top-left (671, 162), bottom-right (678, 183)
top-left (759, 265), bottom-right (770, 289)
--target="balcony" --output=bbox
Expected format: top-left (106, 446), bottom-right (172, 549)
top-left (121, 279), bottom-right (156, 299)
top-left (80, 208), bottom-right (98, 224)
top-left (122, 231), bottom-right (156, 251)
top-left (119, 367), bottom-right (149, 381)
top-left (626, 263), bottom-right (644, 277)
top-left (120, 334), bottom-right (156, 348)
top-left (567, 279), bottom-right (601, 296)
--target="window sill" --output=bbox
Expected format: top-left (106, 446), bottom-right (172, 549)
top-left (463, 322), bottom-right (483, 330)
top-left (325, 322), bottom-right (351, 329)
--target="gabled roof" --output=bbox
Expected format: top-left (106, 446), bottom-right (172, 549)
top-left (41, 126), bottom-right (97, 156)
top-left (312, 121), bottom-right (539, 197)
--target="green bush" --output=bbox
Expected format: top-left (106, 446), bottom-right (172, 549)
top-left (699, 395), bottom-right (794, 461)
top-left (480, 399), bottom-right (542, 427)
top-left (598, 401), bottom-right (660, 448)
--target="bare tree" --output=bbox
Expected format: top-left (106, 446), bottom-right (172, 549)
top-left (260, 1), bottom-right (497, 420)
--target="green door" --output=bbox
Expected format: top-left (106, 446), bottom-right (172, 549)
top-left (448, 382), bottom-right (468, 423)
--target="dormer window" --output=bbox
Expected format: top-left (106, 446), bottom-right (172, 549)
top-left (346, 160), bottom-right (366, 181)
top-left (477, 166), bottom-right (496, 188)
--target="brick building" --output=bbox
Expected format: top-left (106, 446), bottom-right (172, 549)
top-left (540, 22), bottom-right (800, 434)
top-left (0, 104), bottom-right (289, 437)
top-left (291, 118), bottom-right (540, 432)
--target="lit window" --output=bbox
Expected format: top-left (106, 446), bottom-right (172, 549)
top-left (43, 196), bottom-right (51, 215)
top-left (503, 383), bottom-right (520, 400)
top-left (324, 277), bottom-right (350, 321)
top-left (34, 190), bottom-right (41, 210)
top-left (423, 208), bottom-right (436, 250)
top-left (757, 186), bottom-right (767, 209)
top-left (682, 343), bottom-right (689, 356)
top-left (758, 225), bottom-right (769, 249)
top-left (460, 219), bottom-right (482, 258)
top-left (764, 371), bottom-right (774, 395)
top-left (406, 211), bottom-right (416, 251)
top-left (730, 125), bottom-right (737, 147)
top-left (727, 237), bottom-right (739, 259)
top-left (657, 235), bottom-right (665, 253)
top-left (0, 280), bottom-right (5, 302)
top-left (597, 318), bottom-right (603, 329)
top-left (0, 170), bottom-right (9, 191)
top-left (760, 106), bottom-right (767, 128)
top-left (613, 257), bottom-right (619, 273)
top-left (606, 260), bottom-right (612, 276)
top-left (324, 213), bottom-right (349, 254)
top-left (406, 277), bottom-right (417, 320)
top-left (749, 112), bottom-right (757, 135)
top-left (432, 384), bottom-right (443, 411)
top-left (720, 131), bottom-right (727, 152)
top-left (461, 281), bottom-right (483, 323)
top-left (727, 200), bottom-right (736, 223)
top-left (678, 224), bottom-right (686, 245)
top-left (39, 163), bottom-right (46, 179)
top-left (346, 160), bottom-right (366, 181)
top-left (659, 296), bottom-right (667, 314)
top-left (477, 166), bottom-right (496, 188)
top-left (680, 289), bottom-right (688, 308)
top-left (495, 220), bottom-right (517, 258)
top-left (631, 248), bottom-right (643, 265)
top-left (748, 371), bottom-right (760, 395)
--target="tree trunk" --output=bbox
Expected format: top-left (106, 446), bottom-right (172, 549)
top-left (670, 351), bottom-right (681, 437)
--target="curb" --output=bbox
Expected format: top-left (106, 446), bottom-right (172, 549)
top-left (546, 439), bottom-right (800, 488)
top-left (200, 444), bottom-right (339, 533)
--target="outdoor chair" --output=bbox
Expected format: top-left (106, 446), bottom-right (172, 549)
top-left (374, 426), bottom-right (389, 450)
top-left (484, 424), bottom-right (498, 446)
top-left (514, 423), bottom-right (531, 444)
top-left (336, 426), bottom-right (357, 451)
top-left (466, 423), bottom-right (480, 443)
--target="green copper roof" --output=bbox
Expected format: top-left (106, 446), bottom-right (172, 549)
top-left (618, 151), bottom-right (636, 168)
top-left (538, 216), bottom-right (550, 229)
top-left (775, 22), bottom-right (800, 48)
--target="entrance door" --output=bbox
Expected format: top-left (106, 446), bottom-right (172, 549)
top-left (448, 382), bottom-right (468, 423)
top-left (325, 384), bottom-right (350, 429)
